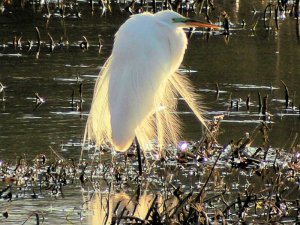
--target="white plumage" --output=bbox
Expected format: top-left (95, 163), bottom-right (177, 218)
top-left (85, 10), bottom-right (218, 152)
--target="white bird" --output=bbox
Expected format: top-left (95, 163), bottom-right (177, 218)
top-left (85, 10), bottom-right (219, 153)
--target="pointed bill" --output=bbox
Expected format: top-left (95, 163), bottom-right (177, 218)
top-left (185, 20), bottom-right (221, 29)
top-left (173, 17), bottom-right (221, 29)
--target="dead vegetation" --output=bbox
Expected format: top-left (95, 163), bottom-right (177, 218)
top-left (1, 0), bottom-right (300, 224)
top-left (1, 116), bottom-right (300, 224)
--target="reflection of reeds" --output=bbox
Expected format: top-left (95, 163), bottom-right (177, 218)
top-left (1, 119), bottom-right (300, 224)
top-left (86, 191), bottom-right (179, 225)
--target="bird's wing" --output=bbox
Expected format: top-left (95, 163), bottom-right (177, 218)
top-left (107, 14), bottom-right (186, 151)
top-left (108, 45), bottom-right (170, 151)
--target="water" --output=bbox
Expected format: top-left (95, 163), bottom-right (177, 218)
top-left (1, 0), bottom-right (300, 223)
top-left (1, 1), bottom-right (299, 161)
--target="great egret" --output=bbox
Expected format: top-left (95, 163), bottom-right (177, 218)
top-left (85, 10), bottom-right (219, 153)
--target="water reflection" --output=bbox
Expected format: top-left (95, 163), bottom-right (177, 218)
top-left (0, 0), bottom-right (299, 160)
top-left (86, 191), bottom-right (179, 225)
top-left (1, 1), bottom-right (300, 225)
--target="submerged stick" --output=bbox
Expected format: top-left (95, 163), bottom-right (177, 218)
top-left (0, 82), bottom-right (5, 101)
top-left (48, 32), bottom-right (54, 53)
top-left (222, 11), bottom-right (230, 35)
top-left (251, 17), bottom-right (259, 31)
top-left (194, 145), bottom-right (226, 203)
top-left (263, 3), bottom-right (272, 29)
top-left (258, 92), bottom-right (262, 113)
top-left (135, 137), bottom-right (143, 176)
top-left (79, 83), bottom-right (83, 103)
top-left (262, 95), bottom-right (268, 115)
top-left (275, 5), bottom-right (279, 30)
top-left (296, 0), bottom-right (300, 19)
top-left (89, 0), bottom-right (94, 11)
top-left (297, 16), bottom-right (300, 42)
top-left (21, 211), bottom-right (44, 225)
top-left (288, 133), bottom-right (299, 154)
top-left (35, 27), bottom-right (41, 59)
top-left (98, 35), bottom-right (103, 54)
top-left (103, 183), bottom-right (112, 225)
top-left (215, 82), bottom-right (219, 98)
top-left (27, 40), bottom-right (33, 52)
top-left (215, 82), bottom-right (219, 93)
top-left (292, 91), bottom-right (296, 109)
top-left (80, 36), bottom-right (89, 50)
top-left (71, 89), bottom-right (75, 110)
top-left (35, 27), bottom-right (41, 46)
top-left (144, 194), bottom-right (158, 220)
top-left (49, 146), bottom-right (65, 162)
top-left (246, 94), bottom-right (250, 110)
top-left (281, 80), bottom-right (289, 109)
top-left (2, 88), bottom-right (4, 102)
top-left (45, 0), bottom-right (51, 18)
top-left (170, 192), bottom-right (193, 218)
top-left (152, 0), bottom-right (156, 13)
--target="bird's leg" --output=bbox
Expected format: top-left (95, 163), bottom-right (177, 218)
top-left (135, 137), bottom-right (143, 176)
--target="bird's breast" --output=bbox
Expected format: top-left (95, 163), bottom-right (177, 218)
top-left (107, 16), bottom-right (188, 150)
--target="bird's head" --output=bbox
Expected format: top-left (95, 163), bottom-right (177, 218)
top-left (155, 10), bottom-right (220, 29)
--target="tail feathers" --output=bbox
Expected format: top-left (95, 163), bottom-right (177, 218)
top-left (170, 72), bottom-right (208, 130)
top-left (83, 59), bottom-right (112, 149)
top-left (134, 78), bottom-right (182, 152)
top-left (84, 69), bottom-right (207, 154)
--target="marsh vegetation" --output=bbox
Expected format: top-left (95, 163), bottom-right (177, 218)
top-left (1, 0), bottom-right (300, 224)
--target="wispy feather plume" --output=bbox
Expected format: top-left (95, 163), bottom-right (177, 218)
top-left (84, 69), bottom-right (207, 154)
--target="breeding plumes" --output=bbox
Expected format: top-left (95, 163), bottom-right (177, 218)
top-left (84, 10), bottom-right (219, 152)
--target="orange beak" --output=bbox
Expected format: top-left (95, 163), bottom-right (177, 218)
top-left (185, 20), bottom-right (221, 29)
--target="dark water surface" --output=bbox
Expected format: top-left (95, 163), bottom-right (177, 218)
top-left (1, 0), bottom-right (299, 161)
top-left (0, 0), bottom-right (300, 223)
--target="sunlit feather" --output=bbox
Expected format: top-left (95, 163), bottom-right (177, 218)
top-left (84, 10), bottom-right (214, 153)
top-left (171, 72), bottom-right (208, 130)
